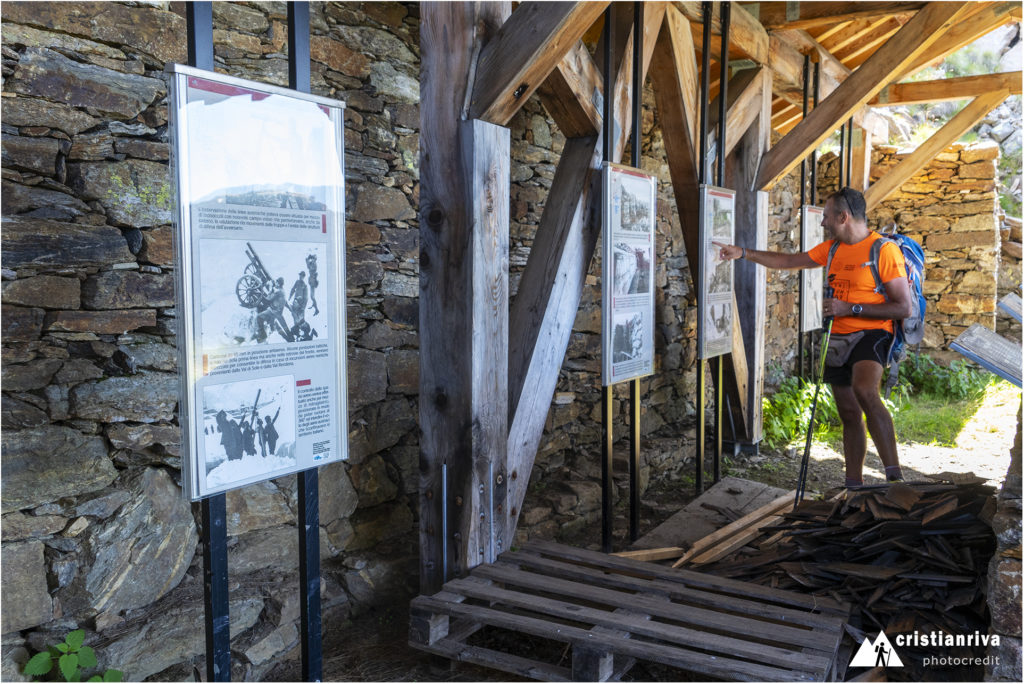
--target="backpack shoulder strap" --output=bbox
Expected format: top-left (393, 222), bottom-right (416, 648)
top-left (825, 240), bottom-right (840, 283)
top-left (868, 236), bottom-right (889, 298)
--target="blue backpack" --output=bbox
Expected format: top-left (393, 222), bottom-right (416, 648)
top-left (826, 226), bottom-right (927, 394)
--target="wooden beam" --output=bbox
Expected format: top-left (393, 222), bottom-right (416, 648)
top-left (817, 16), bottom-right (894, 54)
top-left (661, 5), bottom-right (700, 160)
top-left (750, 2), bottom-right (927, 30)
top-left (676, 1), bottom-right (769, 65)
top-left (536, 41), bottom-right (603, 137)
top-left (651, 12), bottom-right (752, 437)
top-left (709, 67), bottom-right (772, 162)
top-left (471, 1), bottom-right (609, 126)
top-left (864, 89), bottom-right (1010, 210)
top-left (849, 126), bottom-right (872, 192)
top-left (756, 2), bottom-right (974, 191)
top-left (898, 2), bottom-right (1019, 80)
top-left (506, 5), bottom-right (665, 534)
top-left (871, 71), bottom-right (1024, 105)
top-left (834, 17), bottom-right (906, 65)
top-left (419, 1), bottom-right (511, 595)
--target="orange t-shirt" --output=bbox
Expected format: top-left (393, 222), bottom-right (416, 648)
top-left (807, 232), bottom-right (907, 335)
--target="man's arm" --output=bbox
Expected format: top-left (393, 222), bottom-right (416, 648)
top-left (825, 277), bottom-right (914, 319)
top-left (713, 242), bottom-right (818, 270)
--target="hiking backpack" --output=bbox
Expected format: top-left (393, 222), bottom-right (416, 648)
top-left (825, 225), bottom-right (927, 395)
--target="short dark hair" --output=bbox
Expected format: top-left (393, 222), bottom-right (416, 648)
top-left (828, 186), bottom-right (867, 223)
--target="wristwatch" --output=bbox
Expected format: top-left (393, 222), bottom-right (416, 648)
top-left (851, 304), bottom-right (863, 316)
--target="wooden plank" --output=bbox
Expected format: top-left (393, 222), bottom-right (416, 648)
top-left (412, 595), bottom-right (823, 682)
top-left (871, 71), bottom-right (1024, 105)
top-left (708, 67), bottom-right (771, 161)
top-left (849, 125), bottom-right (872, 192)
top-left (676, 1), bottom-right (770, 65)
top-left (835, 17), bottom-right (907, 67)
top-left (536, 41), bottom-right (603, 137)
top-left (475, 561), bottom-right (843, 650)
top-left (444, 577), bottom-right (835, 673)
top-left (817, 16), bottom-right (895, 53)
top-left (674, 492), bottom-right (794, 566)
top-left (418, 2), bottom-right (511, 594)
top-left (863, 89), bottom-right (1009, 210)
top-left (756, 2), bottom-right (974, 190)
top-left (898, 2), bottom-right (1019, 80)
top-left (661, 5), bottom-right (700, 158)
top-left (471, 2), bottom-right (609, 125)
top-left (522, 539), bottom-right (851, 616)
top-left (613, 546), bottom-right (687, 562)
top-left (421, 636), bottom-right (573, 681)
top-left (751, 2), bottom-right (927, 30)
top-left (690, 513), bottom-right (782, 565)
top-left (506, 136), bottom-right (602, 536)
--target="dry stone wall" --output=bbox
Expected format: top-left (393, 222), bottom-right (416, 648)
top-left (1, 2), bottom-right (421, 680)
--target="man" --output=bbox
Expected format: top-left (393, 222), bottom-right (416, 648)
top-left (715, 187), bottom-right (913, 487)
top-left (256, 277), bottom-right (293, 343)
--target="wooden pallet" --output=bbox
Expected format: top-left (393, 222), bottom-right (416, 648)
top-left (409, 539), bottom-right (851, 682)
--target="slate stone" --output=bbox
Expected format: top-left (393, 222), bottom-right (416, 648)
top-left (386, 349), bottom-right (419, 395)
top-left (72, 490), bottom-right (131, 519)
top-left (100, 588), bottom-right (261, 681)
top-left (347, 501), bottom-right (414, 551)
top-left (81, 270), bottom-right (174, 309)
top-left (69, 160), bottom-right (172, 228)
top-left (8, 48), bottom-right (164, 120)
top-left (225, 481), bottom-right (293, 536)
top-left (0, 305), bottom-right (45, 342)
top-left (55, 468), bottom-right (196, 620)
top-left (349, 183), bottom-right (413, 222)
top-left (926, 231), bottom-right (994, 251)
top-left (105, 423), bottom-right (179, 452)
top-left (951, 213), bottom-right (995, 233)
top-left (350, 455), bottom-right (399, 508)
top-left (1, 97), bottom-right (99, 136)
top-left (113, 139), bottom-right (168, 161)
top-left (1, 512), bottom-right (67, 541)
top-left (369, 61), bottom-right (419, 104)
top-left (117, 343), bottom-right (177, 371)
top-left (318, 460), bottom-right (359, 524)
top-left (139, 225), bottom-right (174, 267)
top-left (69, 371), bottom-right (177, 422)
top-left (2, 216), bottom-right (133, 270)
top-left (988, 557), bottom-right (1023, 637)
top-left (348, 347), bottom-right (387, 410)
top-left (382, 296), bottom-right (418, 327)
top-left (1, 275), bottom-right (81, 310)
top-left (68, 131), bottom-right (116, 161)
top-left (46, 309), bottom-right (156, 335)
top-left (960, 143), bottom-right (999, 163)
top-left (211, 2), bottom-right (269, 33)
top-left (54, 358), bottom-right (105, 385)
top-left (381, 271), bottom-right (417, 298)
top-left (333, 25), bottom-right (415, 63)
top-left (310, 35), bottom-right (370, 78)
top-left (1, 135), bottom-right (62, 176)
top-left (0, 3), bottom-right (186, 64)
top-left (936, 294), bottom-right (995, 315)
top-left (358, 321), bottom-right (416, 350)
top-left (1, 183), bottom-right (91, 221)
top-left (1, 425), bottom-right (116, 513)
top-left (348, 398), bottom-right (417, 462)
top-left (347, 222), bottom-right (382, 246)
top-left (212, 28), bottom-right (262, 56)
top-left (0, 541), bottom-right (52, 633)
top-left (1, 358), bottom-right (63, 391)
top-left (1, 395), bottom-right (49, 430)
top-left (242, 623), bottom-right (298, 666)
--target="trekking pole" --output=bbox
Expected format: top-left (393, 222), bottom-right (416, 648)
top-left (794, 288), bottom-right (834, 509)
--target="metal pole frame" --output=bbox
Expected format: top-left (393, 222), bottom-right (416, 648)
top-left (712, 0), bottom-right (730, 485)
top-left (629, 1), bottom-right (644, 542)
top-left (798, 54), bottom-right (810, 380)
top-left (695, 0), bottom-right (713, 495)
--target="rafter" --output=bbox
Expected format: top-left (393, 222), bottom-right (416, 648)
top-left (751, 2), bottom-right (926, 30)
top-left (756, 2), bottom-right (974, 190)
top-left (834, 16), bottom-right (906, 64)
top-left (470, 1), bottom-right (609, 125)
top-left (870, 71), bottom-right (1023, 105)
top-left (676, 1), bottom-right (769, 64)
top-left (864, 89), bottom-right (1010, 210)
top-left (537, 40), bottom-right (603, 137)
top-left (898, 1), bottom-right (1019, 80)
top-left (709, 67), bottom-right (773, 161)
top-left (819, 16), bottom-right (894, 54)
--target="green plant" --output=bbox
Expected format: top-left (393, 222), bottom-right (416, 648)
top-left (761, 376), bottom-right (841, 449)
top-left (898, 351), bottom-right (991, 400)
top-left (22, 630), bottom-right (122, 683)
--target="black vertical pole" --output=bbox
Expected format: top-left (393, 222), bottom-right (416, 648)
top-left (712, 1), bottom-right (729, 485)
top-left (628, 1), bottom-right (644, 542)
top-left (798, 54), bottom-right (809, 380)
top-left (838, 122), bottom-right (846, 194)
top-left (810, 62), bottom-right (821, 370)
top-left (696, 0), bottom-right (712, 494)
top-left (189, 4), bottom-right (230, 682)
top-left (845, 118), bottom-right (854, 187)
top-left (287, 4), bottom-right (322, 681)
top-left (601, 5), bottom-right (615, 553)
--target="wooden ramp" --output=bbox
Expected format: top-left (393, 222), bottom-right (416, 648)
top-left (409, 539), bottom-right (851, 682)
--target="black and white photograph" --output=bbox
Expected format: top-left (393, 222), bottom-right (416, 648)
top-left (201, 375), bottom-right (296, 491)
top-left (200, 238), bottom-right (326, 348)
top-left (619, 175), bottom-right (654, 233)
top-left (704, 302), bottom-right (733, 356)
top-left (706, 244), bottom-right (733, 295)
top-left (711, 194), bottom-right (734, 240)
top-left (613, 242), bottom-right (652, 296)
top-left (612, 310), bottom-right (645, 363)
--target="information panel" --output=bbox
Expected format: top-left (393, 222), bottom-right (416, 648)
top-left (800, 205), bottom-right (825, 332)
top-left (699, 185), bottom-right (735, 359)
top-left (602, 163), bottom-right (656, 386)
top-left (167, 65), bottom-right (347, 500)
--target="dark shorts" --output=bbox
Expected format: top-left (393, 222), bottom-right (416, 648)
top-left (823, 329), bottom-right (893, 386)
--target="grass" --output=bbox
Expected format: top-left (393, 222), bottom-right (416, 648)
top-left (892, 388), bottom-right (989, 446)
